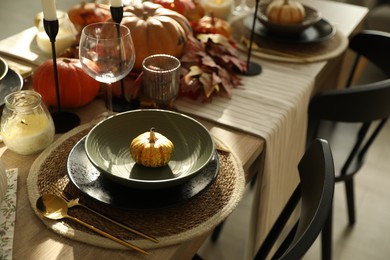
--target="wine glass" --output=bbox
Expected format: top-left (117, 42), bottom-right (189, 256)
top-left (233, 0), bottom-right (251, 16)
top-left (79, 22), bottom-right (135, 118)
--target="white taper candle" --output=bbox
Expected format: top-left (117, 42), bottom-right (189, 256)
top-left (110, 0), bottom-right (123, 7)
top-left (41, 0), bottom-right (57, 20)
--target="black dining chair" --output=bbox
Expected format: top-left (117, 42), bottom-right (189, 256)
top-left (198, 139), bottom-right (335, 260)
top-left (307, 30), bottom-right (390, 260)
top-left (254, 139), bottom-right (335, 260)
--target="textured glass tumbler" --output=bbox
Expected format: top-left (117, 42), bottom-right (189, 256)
top-left (142, 54), bottom-right (181, 107)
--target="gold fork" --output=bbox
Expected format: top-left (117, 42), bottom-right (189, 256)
top-left (59, 192), bottom-right (159, 243)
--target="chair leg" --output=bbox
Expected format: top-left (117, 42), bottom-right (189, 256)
top-left (211, 221), bottom-right (225, 242)
top-left (345, 179), bottom-right (356, 225)
top-left (321, 205), bottom-right (333, 260)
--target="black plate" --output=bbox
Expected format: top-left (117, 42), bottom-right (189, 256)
top-left (0, 68), bottom-right (23, 106)
top-left (244, 15), bottom-right (336, 43)
top-left (66, 137), bottom-right (220, 209)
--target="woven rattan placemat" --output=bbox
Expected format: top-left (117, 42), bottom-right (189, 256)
top-left (27, 123), bottom-right (245, 250)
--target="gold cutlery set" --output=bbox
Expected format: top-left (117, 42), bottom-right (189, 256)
top-left (36, 193), bottom-right (158, 255)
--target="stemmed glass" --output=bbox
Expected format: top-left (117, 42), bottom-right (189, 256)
top-left (233, 0), bottom-right (251, 16)
top-left (79, 22), bottom-right (135, 118)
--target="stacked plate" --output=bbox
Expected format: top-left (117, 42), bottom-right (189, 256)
top-left (66, 109), bottom-right (219, 209)
top-left (247, 2), bottom-right (335, 43)
top-left (0, 57), bottom-right (23, 106)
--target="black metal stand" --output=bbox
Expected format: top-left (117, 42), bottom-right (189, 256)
top-left (110, 5), bottom-right (139, 112)
top-left (43, 19), bottom-right (80, 133)
top-left (240, 0), bottom-right (262, 76)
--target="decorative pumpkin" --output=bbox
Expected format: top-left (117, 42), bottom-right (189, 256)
top-left (130, 127), bottom-right (174, 167)
top-left (121, 2), bottom-right (192, 71)
top-left (67, 2), bottom-right (111, 32)
top-left (33, 58), bottom-right (100, 108)
top-left (267, 0), bottom-right (306, 24)
top-left (152, 0), bottom-right (205, 22)
top-left (193, 15), bottom-right (232, 38)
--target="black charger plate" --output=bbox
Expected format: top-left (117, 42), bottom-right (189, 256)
top-left (66, 137), bottom-right (220, 209)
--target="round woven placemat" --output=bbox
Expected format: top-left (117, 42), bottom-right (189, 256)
top-left (231, 16), bottom-right (348, 63)
top-left (27, 123), bottom-right (245, 250)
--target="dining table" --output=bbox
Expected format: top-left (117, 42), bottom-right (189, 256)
top-left (0, 0), bottom-right (368, 259)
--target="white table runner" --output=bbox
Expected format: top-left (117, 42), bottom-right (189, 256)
top-left (176, 59), bottom-right (315, 258)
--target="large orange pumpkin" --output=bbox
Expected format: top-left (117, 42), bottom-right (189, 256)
top-left (122, 2), bottom-right (192, 71)
top-left (33, 58), bottom-right (100, 108)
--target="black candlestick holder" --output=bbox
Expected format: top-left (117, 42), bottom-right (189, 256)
top-left (240, 0), bottom-right (262, 76)
top-left (110, 5), bottom-right (139, 112)
top-left (43, 19), bottom-right (80, 133)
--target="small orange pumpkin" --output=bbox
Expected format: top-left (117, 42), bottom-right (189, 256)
top-left (130, 127), bottom-right (174, 167)
top-left (33, 58), bottom-right (100, 108)
top-left (152, 0), bottom-right (205, 22)
top-left (267, 0), bottom-right (305, 24)
top-left (121, 2), bottom-right (192, 72)
top-left (193, 15), bottom-right (232, 38)
top-left (67, 2), bottom-right (111, 32)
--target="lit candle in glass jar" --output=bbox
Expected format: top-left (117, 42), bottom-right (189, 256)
top-left (1, 91), bottom-right (55, 155)
top-left (203, 0), bottom-right (233, 20)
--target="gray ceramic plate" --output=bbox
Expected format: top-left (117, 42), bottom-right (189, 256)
top-left (0, 57), bottom-right (8, 82)
top-left (0, 68), bottom-right (23, 106)
top-left (84, 109), bottom-right (215, 190)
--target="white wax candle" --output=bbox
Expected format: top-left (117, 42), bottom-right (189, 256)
top-left (204, 0), bottom-right (233, 20)
top-left (41, 0), bottom-right (57, 21)
top-left (110, 0), bottom-right (123, 7)
top-left (2, 114), bottom-right (55, 155)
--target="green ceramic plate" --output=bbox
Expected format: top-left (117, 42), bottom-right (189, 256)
top-left (84, 109), bottom-right (215, 190)
top-left (0, 57), bottom-right (8, 82)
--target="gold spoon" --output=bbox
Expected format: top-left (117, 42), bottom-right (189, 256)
top-left (36, 194), bottom-right (149, 255)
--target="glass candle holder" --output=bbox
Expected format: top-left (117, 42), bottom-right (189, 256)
top-left (201, 0), bottom-right (234, 20)
top-left (1, 90), bottom-right (55, 155)
top-left (142, 54), bottom-right (181, 108)
top-left (35, 10), bottom-right (77, 55)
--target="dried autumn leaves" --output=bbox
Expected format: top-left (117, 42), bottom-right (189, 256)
top-left (180, 34), bottom-right (247, 102)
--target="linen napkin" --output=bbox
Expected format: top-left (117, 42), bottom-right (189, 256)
top-left (0, 169), bottom-right (18, 260)
top-left (0, 27), bottom-right (49, 66)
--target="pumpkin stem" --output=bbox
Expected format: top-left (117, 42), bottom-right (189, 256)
top-left (149, 127), bottom-right (157, 143)
top-left (211, 12), bottom-right (215, 26)
top-left (143, 11), bottom-right (149, 21)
